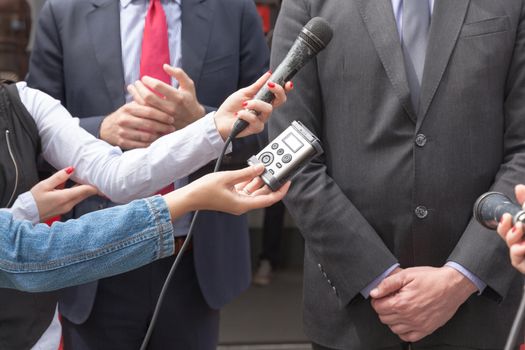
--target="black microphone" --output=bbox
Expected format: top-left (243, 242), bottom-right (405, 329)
top-left (473, 192), bottom-right (525, 230)
top-left (230, 16), bottom-right (334, 138)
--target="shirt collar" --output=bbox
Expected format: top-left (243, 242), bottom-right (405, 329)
top-left (121, 0), bottom-right (180, 9)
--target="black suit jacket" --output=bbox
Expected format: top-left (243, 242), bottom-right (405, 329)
top-left (27, 0), bottom-right (269, 323)
top-left (270, 0), bottom-right (525, 348)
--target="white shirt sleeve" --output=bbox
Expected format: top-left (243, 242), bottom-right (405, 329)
top-left (16, 81), bottom-right (231, 203)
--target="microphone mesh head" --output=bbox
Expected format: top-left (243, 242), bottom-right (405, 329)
top-left (303, 17), bottom-right (333, 50)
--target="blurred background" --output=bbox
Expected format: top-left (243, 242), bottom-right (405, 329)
top-left (7, 1), bottom-right (307, 348)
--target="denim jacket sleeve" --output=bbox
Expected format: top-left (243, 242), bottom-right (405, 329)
top-left (0, 195), bottom-right (174, 292)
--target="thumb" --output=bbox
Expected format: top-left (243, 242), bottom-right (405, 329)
top-left (164, 65), bottom-right (193, 91)
top-left (224, 164), bottom-right (265, 185)
top-left (516, 184), bottom-right (525, 208)
top-left (241, 71), bottom-right (272, 97)
top-left (370, 274), bottom-right (404, 299)
top-left (40, 167), bottom-right (74, 190)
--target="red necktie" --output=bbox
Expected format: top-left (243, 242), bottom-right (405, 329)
top-left (141, 0), bottom-right (174, 195)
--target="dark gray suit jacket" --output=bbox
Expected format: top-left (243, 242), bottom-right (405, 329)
top-left (27, 0), bottom-right (268, 323)
top-left (270, 0), bottom-right (525, 348)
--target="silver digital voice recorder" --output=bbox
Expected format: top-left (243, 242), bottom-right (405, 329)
top-left (248, 121), bottom-right (323, 191)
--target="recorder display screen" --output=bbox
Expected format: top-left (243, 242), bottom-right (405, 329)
top-left (283, 133), bottom-right (304, 153)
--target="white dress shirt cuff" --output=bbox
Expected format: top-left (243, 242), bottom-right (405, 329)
top-left (4, 191), bottom-right (40, 224)
top-left (204, 111), bottom-right (233, 154)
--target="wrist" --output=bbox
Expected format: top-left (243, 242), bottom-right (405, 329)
top-left (163, 186), bottom-right (195, 222)
top-left (443, 266), bottom-right (477, 296)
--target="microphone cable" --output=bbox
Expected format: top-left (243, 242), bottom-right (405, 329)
top-left (139, 131), bottom-right (233, 350)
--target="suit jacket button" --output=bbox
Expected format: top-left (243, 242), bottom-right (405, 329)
top-left (332, 286), bottom-right (337, 293)
top-left (415, 205), bottom-right (428, 219)
top-left (415, 134), bottom-right (427, 147)
top-left (318, 263), bottom-right (322, 271)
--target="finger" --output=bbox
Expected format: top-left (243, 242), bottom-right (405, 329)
top-left (266, 82), bottom-right (288, 108)
top-left (119, 139), bottom-right (152, 150)
top-left (126, 103), bottom-right (176, 127)
top-left (163, 65), bottom-right (194, 92)
top-left (497, 213), bottom-right (514, 241)
top-left (127, 84), bottom-right (146, 105)
top-left (377, 313), bottom-right (406, 326)
top-left (240, 71), bottom-right (272, 97)
top-left (517, 184), bottom-right (525, 207)
top-left (235, 110), bottom-right (265, 138)
top-left (242, 99), bottom-right (273, 122)
top-left (250, 184), bottom-right (273, 196)
top-left (370, 274), bottom-right (405, 299)
top-left (389, 324), bottom-right (414, 335)
top-left (370, 296), bottom-right (398, 315)
top-left (506, 221), bottom-right (524, 247)
top-left (510, 243), bottom-right (525, 267)
top-left (133, 76), bottom-right (173, 111)
top-left (118, 125), bottom-right (160, 144)
top-left (238, 182), bottom-right (289, 210)
top-left (120, 114), bottom-right (175, 135)
top-left (39, 167), bottom-right (75, 190)
top-left (399, 331), bottom-right (425, 343)
top-left (242, 177), bottom-right (265, 195)
top-left (224, 165), bottom-right (266, 185)
top-left (61, 185), bottom-right (99, 204)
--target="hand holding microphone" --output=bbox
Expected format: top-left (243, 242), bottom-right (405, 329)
top-left (473, 185), bottom-right (525, 274)
top-left (230, 16), bottom-right (334, 138)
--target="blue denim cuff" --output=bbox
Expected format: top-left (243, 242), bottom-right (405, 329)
top-left (145, 195), bottom-right (175, 259)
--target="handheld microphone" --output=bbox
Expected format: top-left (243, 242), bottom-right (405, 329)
top-left (230, 16), bottom-right (333, 138)
top-left (473, 192), bottom-right (525, 230)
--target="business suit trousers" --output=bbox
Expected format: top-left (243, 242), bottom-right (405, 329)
top-left (61, 251), bottom-right (219, 350)
top-left (312, 343), bottom-right (511, 350)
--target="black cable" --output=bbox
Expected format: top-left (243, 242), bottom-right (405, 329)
top-left (139, 134), bottom-right (233, 350)
top-left (504, 278), bottom-right (525, 350)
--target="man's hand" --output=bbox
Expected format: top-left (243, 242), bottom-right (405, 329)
top-left (99, 102), bottom-right (176, 150)
top-left (31, 167), bottom-right (99, 222)
top-left (128, 64), bottom-right (206, 130)
top-left (370, 266), bottom-right (477, 342)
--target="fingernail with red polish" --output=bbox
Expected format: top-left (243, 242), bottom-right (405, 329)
top-left (512, 226), bottom-right (517, 233)
top-left (65, 166), bottom-right (74, 175)
top-left (290, 81), bottom-right (294, 89)
top-left (268, 82), bottom-right (276, 88)
top-left (268, 70), bottom-right (272, 75)
top-left (242, 101), bottom-right (248, 108)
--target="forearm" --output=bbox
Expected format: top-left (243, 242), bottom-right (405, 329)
top-left (0, 196), bottom-right (174, 292)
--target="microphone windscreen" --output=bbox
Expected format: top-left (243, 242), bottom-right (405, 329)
top-left (302, 17), bottom-right (334, 53)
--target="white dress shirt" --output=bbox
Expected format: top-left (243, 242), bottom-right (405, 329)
top-left (6, 82), bottom-right (227, 224)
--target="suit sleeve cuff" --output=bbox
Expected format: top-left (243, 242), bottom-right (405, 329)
top-left (445, 261), bottom-right (487, 295)
top-left (361, 263), bottom-right (400, 299)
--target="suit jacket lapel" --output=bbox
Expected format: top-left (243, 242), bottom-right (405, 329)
top-left (417, 0), bottom-right (470, 131)
top-left (87, 0), bottom-right (126, 110)
top-left (181, 0), bottom-right (213, 82)
top-left (358, 0), bottom-right (416, 123)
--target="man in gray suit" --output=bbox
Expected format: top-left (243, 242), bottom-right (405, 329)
top-left (27, 0), bottom-right (268, 348)
top-left (270, 0), bottom-right (525, 349)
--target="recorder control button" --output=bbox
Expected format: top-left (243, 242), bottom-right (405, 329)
top-left (271, 143), bottom-right (279, 150)
top-left (277, 149), bottom-right (284, 155)
top-left (260, 152), bottom-right (274, 165)
top-left (276, 163), bottom-right (282, 169)
top-left (282, 154), bottom-right (292, 163)
top-left (268, 169), bottom-right (275, 175)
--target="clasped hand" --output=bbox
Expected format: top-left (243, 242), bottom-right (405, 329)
top-left (370, 266), bottom-right (477, 342)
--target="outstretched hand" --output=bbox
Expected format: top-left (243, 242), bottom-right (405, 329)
top-left (163, 164), bottom-right (290, 220)
top-left (31, 167), bottom-right (99, 222)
